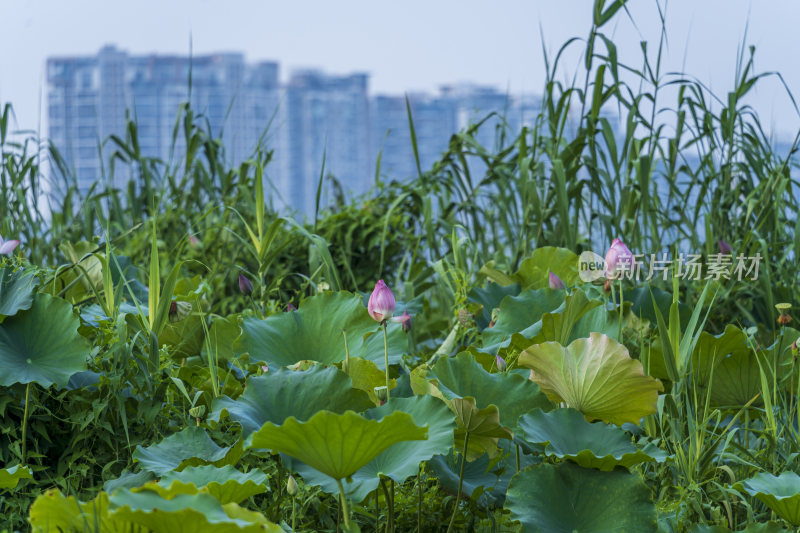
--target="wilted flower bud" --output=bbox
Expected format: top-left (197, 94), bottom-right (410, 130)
top-left (238, 272), bottom-right (253, 295)
top-left (374, 385), bottom-right (388, 403)
top-left (549, 271), bottom-right (565, 290)
top-left (368, 280), bottom-right (395, 322)
top-left (489, 308), bottom-right (500, 328)
top-left (777, 303), bottom-right (792, 326)
top-left (169, 300), bottom-right (192, 322)
top-left (391, 310), bottom-right (412, 332)
top-left (457, 308), bottom-right (474, 328)
top-left (605, 238), bottom-right (635, 279)
top-left (496, 355), bottom-right (507, 372)
top-left (718, 240), bottom-right (732, 255)
top-left (287, 474), bottom-right (298, 497)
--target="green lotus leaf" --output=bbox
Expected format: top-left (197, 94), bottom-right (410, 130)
top-left (425, 351), bottom-right (552, 429)
top-left (479, 247), bottom-right (579, 290)
top-left (202, 315), bottom-right (242, 361)
top-left (160, 302), bottom-right (205, 358)
top-left (0, 267), bottom-right (38, 317)
top-left (209, 366), bottom-right (372, 438)
top-left (29, 489), bottom-right (123, 532)
top-left (0, 293), bottom-right (91, 388)
top-left (60, 241), bottom-right (103, 291)
top-left (468, 282), bottom-right (520, 329)
top-left (246, 410), bottom-right (427, 481)
top-left (109, 490), bottom-right (282, 532)
top-left (519, 332), bottom-right (663, 425)
top-left (0, 464), bottom-right (32, 490)
top-left (133, 427), bottom-right (242, 475)
top-left (347, 356), bottom-right (396, 403)
top-left (480, 289), bottom-right (565, 353)
top-left (236, 291), bottom-right (407, 370)
top-left (295, 395), bottom-right (455, 501)
top-left (689, 325), bottom-right (793, 408)
top-left (734, 471), bottom-right (800, 526)
top-left (624, 286), bottom-right (690, 329)
top-left (429, 437), bottom-right (539, 509)
top-left (155, 465), bottom-right (268, 504)
top-left (505, 462), bottom-right (657, 532)
top-left (104, 469), bottom-right (155, 493)
top-left (516, 408), bottom-right (666, 471)
top-left (452, 397), bottom-right (514, 461)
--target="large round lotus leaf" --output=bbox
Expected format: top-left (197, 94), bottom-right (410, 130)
top-left (209, 366), bottom-right (372, 438)
top-left (516, 408), bottom-right (666, 471)
top-left (295, 395), bottom-right (455, 501)
top-left (429, 437), bottom-right (539, 509)
top-left (734, 472), bottom-right (800, 526)
top-left (133, 427), bottom-right (242, 475)
top-left (236, 291), bottom-right (407, 370)
top-left (29, 489), bottom-right (121, 532)
top-left (505, 462), bottom-right (657, 532)
top-left (0, 267), bottom-right (38, 317)
top-left (0, 293), bottom-right (91, 388)
top-left (0, 464), bottom-right (32, 490)
top-left (246, 410), bottom-right (427, 481)
top-left (158, 465), bottom-right (269, 504)
top-left (109, 490), bottom-right (282, 532)
top-left (519, 332), bottom-right (663, 425)
top-left (480, 289), bottom-right (565, 353)
top-left (425, 352), bottom-right (552, 429)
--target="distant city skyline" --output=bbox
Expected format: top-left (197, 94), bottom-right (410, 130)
top-left (4, 1), bottom-right (800, 139)
top-left (46, 46), bottom-right (540, 215)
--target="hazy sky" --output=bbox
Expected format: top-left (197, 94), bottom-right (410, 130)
top-left (2, 1), bottom-right (800, 138)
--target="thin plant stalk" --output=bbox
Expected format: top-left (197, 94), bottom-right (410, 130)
top-left (343, 329), bottom-right (350, 375)
top-left (21, 382), bottom-right (32, 465)
top-left (447, 432), bottom-right (470, 533)
top-left (337, 479), bottom-right (351, 531)
top-left (383, 322), bottom-right (390, 401)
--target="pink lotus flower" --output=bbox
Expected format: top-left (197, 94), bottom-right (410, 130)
top-left (605, 238), bottom-right (634, 279)
top-left (391, 310), bottom-right (412, 332)
top-left (549, 271), bottom-right (565, 290)
top-left (368, 280), bottom-right (395, 322)
top-left (0, 236), bottom-right (20, 255)
top-left (718, 240), bottom-right (732, 255)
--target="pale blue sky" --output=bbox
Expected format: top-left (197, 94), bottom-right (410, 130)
top-left (1, 0), bottom-right (800, 138)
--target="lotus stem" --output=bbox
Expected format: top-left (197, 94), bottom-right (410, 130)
top-left (617, 279), bottom-right (624, 341)
top-left (447, 432), bottom-right (470, 533)
top-left (21, 382), bottom-right (31, 466)
top-left (417, 465), bottom-right (422, 532)
top-left (515, 444), bottom-right (520, 473)
top-left (337, 478), bottom-right (351, 530)
top-left (342, 329), bottom-right (350, 376)
top-left (291, 497), bottom-right (296, 532)
top-left (383, 322), bottom-right (390, 401)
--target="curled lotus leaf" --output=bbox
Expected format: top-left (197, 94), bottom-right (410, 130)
top-left (157, 465), bottom-right (269, 504)
top-left (133, 427), bottom-right (242, 476)
top-left (734, 472), bottom-right (800, 526)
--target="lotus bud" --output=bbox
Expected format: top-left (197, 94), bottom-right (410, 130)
top-left (368, 280), bottom-right (395, 322)
top-left (549, 271), bottom-right (565, 290)
top-left (496, 355), bottom-right (507, 372)
top-left (391, 310), bottom-right (412, 333)
top-left (188, 234), bottom-right (200, 247)
top-left (0, 236), bottom-right (20, 255)
top-left (238, 272), bottom-right (253, 295)
top-left (261, 364), bottom-right (269, 373)
top-left (605, 238), bottom-right (635, 279)
top-left (718, 240), bottom-right (732, 255)
top-left (287, 302), bottom-right (297, 312)
top-left (374, 385), bottom-right (388, 404)
top-left (287, 474), bottom-right (298, 497)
